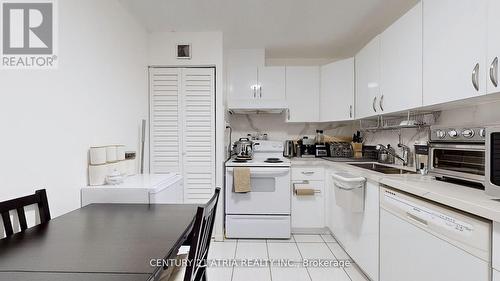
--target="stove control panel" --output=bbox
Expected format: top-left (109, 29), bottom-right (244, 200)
top-left (430, 126), bottom-right (485, 143)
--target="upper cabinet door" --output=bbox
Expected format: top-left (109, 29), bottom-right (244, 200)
top-left (320, 58), bottom-right (355, 122)
top-left (423, 0), bottom-right (488, 106)
top-left (356, 36), bottom-right (381, 119)
top-left (488, 0), bottom-right (500, 94)
top-left (286, 66), bottom-right (320, 122)
top-left (227, 65), bottom-right (258, 101)
top-left (257, 66), bottom-right (286, 100)
top-left (380, 2), bottom-right (422, 114)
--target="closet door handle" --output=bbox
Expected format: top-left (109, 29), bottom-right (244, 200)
top-left (472, 63), bottom-right (480, 91)
top-left (490, 57), bottom-right (498, 88)
top-left (372, 97), bottom-right (377, 112)
top-left (379, 95), bottom-right (384, 111)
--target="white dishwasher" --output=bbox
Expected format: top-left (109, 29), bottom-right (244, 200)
top-left (380, 186), bottom-right (491, 281)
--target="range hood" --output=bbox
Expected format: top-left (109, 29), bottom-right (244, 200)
top-left (227, 100), bottom-right (288, 115)
top-left (228, 108), bottom-right (286, 115)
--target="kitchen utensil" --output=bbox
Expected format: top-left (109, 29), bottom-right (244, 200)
top-left (233, 138), bottom-right (254, 159)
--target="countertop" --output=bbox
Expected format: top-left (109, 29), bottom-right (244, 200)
top-left (83, 173), bottom-right (182, 192)
top-left (291, 157), bottom-right (500, 222)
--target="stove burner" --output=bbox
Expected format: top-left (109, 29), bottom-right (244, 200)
top-left (233, 159), bottom-right (249, 163)
top-left (265, 158), bottom-right (284, 163)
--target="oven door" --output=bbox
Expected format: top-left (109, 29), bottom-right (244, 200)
top-left (486, 126), bottom-right (500, 196)
top-left (429, 144), bottom-right (485, 183)
top-left (225, 167), bottom-right (291, 215)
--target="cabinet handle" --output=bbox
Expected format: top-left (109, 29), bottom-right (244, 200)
top-left (490, 57), bottom-right (498, 88)
top-left (379, 95), bottom-right (384, 111)
top-left (472, 63), bottom-right (480, 91)
top-left (301, 171), bottom-right (314, 175)
top-left (349, 105), bottom-right (353, 118)
top-left (372, 97), bottom-right (377, 112)
top-left (259, 86), bottom-right (262, 98)
top-left (287, 108), bottom-right (290, 121)
top-left (253, 87), bottom-right (256, 98)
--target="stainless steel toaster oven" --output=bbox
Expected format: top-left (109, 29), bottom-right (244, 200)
top-left (429, 126), bottom-right (486, 185)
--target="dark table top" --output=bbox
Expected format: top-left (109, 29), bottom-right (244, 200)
top-left (0, 272), bottom-right (151, 281)
top-left (0, 204), bottom-right (198, 279)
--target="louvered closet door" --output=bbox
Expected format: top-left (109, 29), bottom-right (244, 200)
top-left (181, 68), bottom-right (215, 203)
top-left (149, 68), bottom-right (182, 174)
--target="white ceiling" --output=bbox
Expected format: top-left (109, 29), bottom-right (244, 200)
top-left (119, 0), bottom-right (418, 59)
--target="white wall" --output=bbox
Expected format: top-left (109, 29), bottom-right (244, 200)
top-left (148, 31), bottom-right (225, 240)
top-left (0, 0), bottom-right (148, 222)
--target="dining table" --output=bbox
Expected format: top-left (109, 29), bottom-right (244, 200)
top-left (0, 203), bottom-right (199, 281)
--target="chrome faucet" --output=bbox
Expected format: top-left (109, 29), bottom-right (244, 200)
top-left (397, 144), bottom-right (411, 167)
top-left (376, 144), bottom-right (409, 166)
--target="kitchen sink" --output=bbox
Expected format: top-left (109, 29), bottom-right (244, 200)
top-left (348, 163), bottom-right (417, 175)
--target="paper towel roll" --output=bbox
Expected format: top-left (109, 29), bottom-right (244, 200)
top-left (294, 188), bottom-right (315, 196)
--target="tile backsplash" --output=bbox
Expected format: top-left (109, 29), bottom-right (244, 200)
top-left (227, 112), bottom-right (354, 141)
top-left (226, 100), bottom-right (500, 164)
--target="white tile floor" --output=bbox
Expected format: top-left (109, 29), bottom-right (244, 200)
top-left (206, 234), bottom-right (370, 281)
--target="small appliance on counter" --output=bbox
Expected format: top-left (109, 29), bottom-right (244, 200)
top-left (298, 137), bottom-right (316, 158)
top-left (414, 142), bottom-right (429, 175)
top-left (315, 144), bottom-right (328, 157)
top-left (429, 125), bottom-right (485, 187)
top-left (485, 125), bottom-right (500, 196)
top-left (283, 140), bottom-right (295, 158)
top-left (329, 142), bottom-right (353, 158)
top-left (233, 137), bottom-right (254, 160)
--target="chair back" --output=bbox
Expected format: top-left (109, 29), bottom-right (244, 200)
top-left (0, 189), bottom-right (51, 238)
top-left (183, 187), bottom-right (221, 281)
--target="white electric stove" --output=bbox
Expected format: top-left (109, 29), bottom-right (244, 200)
top-left (225, 140), bottom-right (291, 239)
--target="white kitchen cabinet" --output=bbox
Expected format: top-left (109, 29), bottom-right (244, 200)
top-left (495, 269), bottom-right (500, 281)
top-left (423, 0), bottom-right (488, 106)
top-left (488, 0), bottom-right (500, 94)
top-left (286, 66), bottom-right (320, 122)
top-left (227, 65), bottom-right (258, 101)
top-left (356, 35), bottom-right (381, 119)
top-left (227, 65), bottom-right (286, 109)
top-left (291, 180), bottom-right (325, 229)
top-left (149, 67), bottom-right (215, 203)
top-left (291, 167), bottom-right (325, 229)
top-left (320, 58), bottom-right (355, 122)
top-left (328, 173), bottom-right (379, 281)
top-left (494, 222), bottom-right (500, 270)
top-left (380, 2), bottom-right (422, 114)
top-left (258, 66), bottom-right (286, 101)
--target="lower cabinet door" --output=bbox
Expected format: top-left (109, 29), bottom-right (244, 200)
top-left (495, 269), bottom-right (500, 281)
top-left (329, 179), bottom-right (379, 281)
top-left (291, 180), bottom-right (324, 229)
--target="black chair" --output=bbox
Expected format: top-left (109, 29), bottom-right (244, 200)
top-left (0, 189), bottom-right (51, 237)
top-left (183, 187), bottom-right (221, 281)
